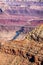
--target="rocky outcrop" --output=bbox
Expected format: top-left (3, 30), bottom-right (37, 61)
top-left (0, 25), bottom-right (43, 65)
top-left (26, 25), bottom-right (43, 42)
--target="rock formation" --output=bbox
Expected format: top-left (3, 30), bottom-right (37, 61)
top-left (0, 25), bottom-right (43, 65)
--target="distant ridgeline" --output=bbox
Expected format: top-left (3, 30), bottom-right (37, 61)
top-left (0, 1), bottom-right (43, 17)
top-left (6, 0), bottom-right (43, 2)
top-left (0, 0), bottom-right (43, 17)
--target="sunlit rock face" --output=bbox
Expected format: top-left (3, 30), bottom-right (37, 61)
top-left (26, 25), bottom-right (43, 42)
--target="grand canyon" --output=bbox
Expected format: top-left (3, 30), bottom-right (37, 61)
top-left (0, 0), bottom-right (43, 65)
